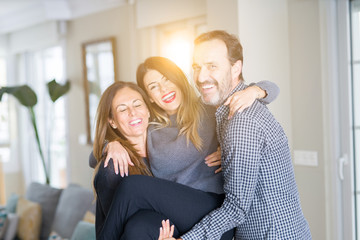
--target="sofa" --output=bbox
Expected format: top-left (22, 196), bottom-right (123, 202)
top-left (0, 182), bottom-right (96, 240)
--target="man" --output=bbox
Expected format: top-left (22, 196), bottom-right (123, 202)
top-left (167, 30), bottom-right (311, 239)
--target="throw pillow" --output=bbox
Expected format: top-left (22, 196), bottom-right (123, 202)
top-left (70, 221), bottom-right (95, 240)
top-left (5, 193), bottom-right (19, 213)
top-left (26, 182), bottom-right (62, 240)
top-left (82, 211), bottom-right (95, 224)
top-left (0, 208), bottom-right (8, 239)
top-left (16, 197), bottom-right (42, 240)
top-left (52, 184), bottom-right (95, 239)
top-left (3, 213), bottom-right (19, 240)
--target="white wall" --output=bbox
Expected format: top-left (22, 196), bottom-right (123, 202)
top-left (0, 35), bottom-right (6, 56)
top-left (8, 21), bottom-right (58, 54)
top-left (236, 0), bottom-right (292, 140)
top-left (288, 1), bottom-right (327, 239)
top-left (136, 0), bottom-right (206, 29)
top-left (206, 0), bottom-right (239, 35)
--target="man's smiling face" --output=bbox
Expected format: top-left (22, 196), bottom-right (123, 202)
top-left (193, 39), bottom-right (240, 106)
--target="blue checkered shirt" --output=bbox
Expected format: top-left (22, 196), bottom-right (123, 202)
top-left (182, 82), bottom-right (311, 240)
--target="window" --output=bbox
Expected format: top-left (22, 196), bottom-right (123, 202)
top-left (19, 46), bottom-right (68, 188)
top-left (157, 17), bottom-right (207, 80)
top-left (0, 58), bottom-right (10, 162)
top-left (352, 0), bottom-right (360, 238)
top-left (0, 57), bottom-right (8, 204)
top-left (160, 29), bottom-right (193, 77)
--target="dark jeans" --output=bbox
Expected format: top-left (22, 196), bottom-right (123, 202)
top-left (96, 167), bottom-right (234, 239)
top-left (94, 160), bottom-right (122, 237)
top-left (94, 161), bottom-right (174, 239)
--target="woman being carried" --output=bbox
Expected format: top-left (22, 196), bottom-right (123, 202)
top-left (92, 81), bottom-right (154, 238)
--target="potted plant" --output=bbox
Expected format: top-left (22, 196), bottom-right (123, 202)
top-left (0, 79), bottom-right (70, 184)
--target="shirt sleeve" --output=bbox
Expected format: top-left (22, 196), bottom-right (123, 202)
top-left (181, 116), bottom-right (262, 240)
top-left (250, 80), bottom-right (280, 104)
top-left (89, 141), bottom-right (109, 168)
top-left (89, 151), bottom-right (97, 168)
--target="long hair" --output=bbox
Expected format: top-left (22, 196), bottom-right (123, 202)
top-left (195, 30), bottom-right (244, 82)
top-left (93, 81), bottom-right (153, 176)
top-left (136, 56), bottom-right (203, 150)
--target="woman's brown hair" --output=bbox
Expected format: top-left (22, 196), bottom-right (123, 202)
top-left (136, 56), bottom-right (203, 150)
top-left (93, 81), bottom-right (153, 176)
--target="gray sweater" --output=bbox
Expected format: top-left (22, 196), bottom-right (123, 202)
top-left (89, 81), bottom-right (279, 194)
top-left (147, 105), bottom-right (224, 194)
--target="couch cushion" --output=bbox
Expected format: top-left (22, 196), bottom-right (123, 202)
top-left (5, 193), bottom-right (18, 213)
top-left (16, 197), bottom-right (42, 240)
top-left (82, 211), bottom-right (95, 224)
top-left (52, 184), bottom-right (95, 238)
top-left (3, 213), bottom-right (18, 240)
top-left (70, 221), bottom-right (95, 240)
top-left (48, 231), bottom-right (64, 240)
top-left (26, 182), bottom-right (62, 240)
top-left (0, 208), bottom-right (8, 239)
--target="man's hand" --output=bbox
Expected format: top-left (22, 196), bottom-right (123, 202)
top-left (158, 220), bottom-right (175, 240)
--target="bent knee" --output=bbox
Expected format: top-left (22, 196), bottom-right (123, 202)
top-left (116, 175), bottom-right (150, 195)
top-left (122, 210), bottom-right (166, 240)
top-left (95, 160), bottom-right (124, 187)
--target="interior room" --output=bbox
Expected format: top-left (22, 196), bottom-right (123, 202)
top-left (0, 0), bottom-right (359, 239)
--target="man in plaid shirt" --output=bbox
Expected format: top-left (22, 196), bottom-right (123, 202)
top-left (163, 30), bottom-right (311, 239)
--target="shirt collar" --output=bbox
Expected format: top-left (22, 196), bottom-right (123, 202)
top-left (216, 81), bottom-right (246, 115)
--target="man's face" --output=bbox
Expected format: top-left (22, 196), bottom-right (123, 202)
top-left (192, 39), bottom-right (240, 106)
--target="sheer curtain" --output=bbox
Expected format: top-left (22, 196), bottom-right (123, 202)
top-left (0, 58), bottom-right (8, 204)
top-left (17, 46), bottom-right (68, 188)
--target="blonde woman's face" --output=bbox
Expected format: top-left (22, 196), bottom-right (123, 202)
top-left (109, 87), bottom-right (150, 142)
top-left (143, 69), bottom-right (182, 115)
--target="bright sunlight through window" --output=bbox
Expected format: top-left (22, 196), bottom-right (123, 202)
top-left (161, 30), bottom-right (192, 78)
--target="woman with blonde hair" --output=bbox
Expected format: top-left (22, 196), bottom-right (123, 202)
top-left (93, 56), bottom-right (279, 239)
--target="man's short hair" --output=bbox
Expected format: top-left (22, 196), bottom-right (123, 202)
top-left (194, 30), bottom-right (244, 81)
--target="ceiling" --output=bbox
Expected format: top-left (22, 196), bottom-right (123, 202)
top-left (0, 0), bottom-right (129, 35)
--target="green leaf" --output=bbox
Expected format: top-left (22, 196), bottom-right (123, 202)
top-left (0, 85), bottom-right (37, 107)
top-left (47, 79), bottom-right (71, 102)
